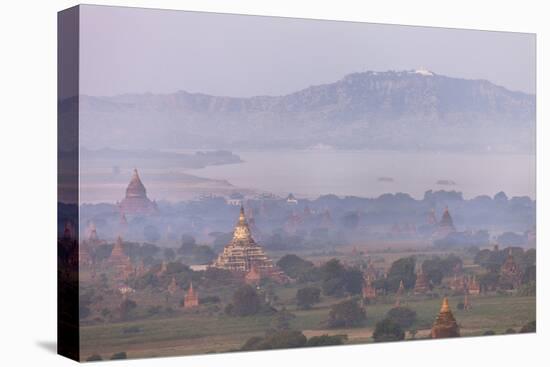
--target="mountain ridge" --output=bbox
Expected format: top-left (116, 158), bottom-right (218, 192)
top-left (78, 70), bottom-right (535, 152)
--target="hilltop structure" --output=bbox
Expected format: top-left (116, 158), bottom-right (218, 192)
top-left (183, 282), bottom-right (199, 309)
top-left (118, 169), bottom-right (158, 216)
top-left (286, 193), bottom-right (298, 205)
top-left (431, 297), bottom-right (460, 338)
top-left (212, 206), bottom-right (285, 282)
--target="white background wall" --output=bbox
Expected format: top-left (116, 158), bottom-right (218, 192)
top-left (0, 0), bottom-right (546, 366)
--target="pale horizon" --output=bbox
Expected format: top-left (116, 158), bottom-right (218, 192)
top-left (80, 5), bottom-right (536, 98)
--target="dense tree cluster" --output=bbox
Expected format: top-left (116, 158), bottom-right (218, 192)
top-left (241, 331), bottom-right (348, 351)
top-left (373, 318), bottom-right (405, 342)
top-left (385, 307), bottom-right (417, 330)
top-left (422, 255), bottom-right (463, 285)
top-left (296, 287), bottom-right (321, 309)
top-left (320, 259), bottom-right (363, 297)
top-left (327, 299), bottom-right (366, 328)
top-left (225, 285), bottom-right (274, 317)
top-left (373, 256), bottom-right (416, 293)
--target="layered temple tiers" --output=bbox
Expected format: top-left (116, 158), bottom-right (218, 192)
top-left (212, 207), bottom-right (282, 280)
top-left (118, 169), bottom-right (158, 216)
top-left (431, 297), bottom-right (460, 338)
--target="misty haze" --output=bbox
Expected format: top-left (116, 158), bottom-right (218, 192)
top-left (60, 5), bottom-right (537, 361)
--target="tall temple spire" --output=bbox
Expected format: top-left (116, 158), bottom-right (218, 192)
top-left (440, 297), bottom-right (450, 313)
top-left (183, 281), bottom-right (199, 308)
top-left (119, 168), bottom-right (158, 215)
top-left (439, 207), bottom-right (455, 229)
top-left (232, 205), bottom-right (253, 242)
top-left (126, 168), bottom-right (147, 198)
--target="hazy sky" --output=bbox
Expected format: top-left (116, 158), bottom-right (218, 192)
top-left (80, 5), bottom-right (536, 97)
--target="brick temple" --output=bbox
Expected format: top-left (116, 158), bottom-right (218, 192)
top-left (118, 169), bottom-right (158, 216)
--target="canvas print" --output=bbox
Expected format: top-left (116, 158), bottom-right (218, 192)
top-left (58, 5), bottom-right (536, 362)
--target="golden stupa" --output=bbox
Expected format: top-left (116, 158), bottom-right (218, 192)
top-left (431, 297), bottom-right (460, 338)
top-left (212, 206), bottom-right (275, 273)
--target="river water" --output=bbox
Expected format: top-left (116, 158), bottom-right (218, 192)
top-left (186, 149), bottom-right (535, 200)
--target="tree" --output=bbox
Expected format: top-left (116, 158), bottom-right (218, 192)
top-left (277, 254), bottom-right (315, 279)
top-left (373, 318), bottom-right (405, 342)
top-left (327, 299), bottom-right (366, 328)
top-left (319, 259), bottom-right (362, 297)
top-left (520, 321), bottom-right (536, 333)
top-left (522, 265), bottom-right (536, 284)
top-left (230, 285), bottom-right (261, 316)
top-left (86, 354), bottom-right (102, 361)
top-left (306, 334), bottom-right (348, 347)
top-left (387, 257), bottom-right (416, 292)
top-left (422, 257), bottom-right (445, 285)
top-left (271, 307), bottom-right (295, 331)
top-left (119, 299), bottom-right (137, 320)
top-left (343, 269), bottom-right (364, 295)
top-left (143, 225), bottom-right (160, 243)
top-left (296, 287), bottom-right (321, 309)
top-left (163, 248), bottom-right (176, 261)
top-left (241, 330), bottom-right (307, 351)
top-left (386, 307), bottom-right (417, 330)
top-left (110, 352), bottom-right (127, 360)
top-left (321, 259), bottom-right (347, 296)
top-left (179, 234), bottom-right (197, 254)
top-left (483, 330), bottom-right (496, 336)
top-left (192, 245), bottom-right (216, 264)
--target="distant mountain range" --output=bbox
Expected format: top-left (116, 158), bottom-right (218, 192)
top-left (78, 70), bottom-right (535, 153)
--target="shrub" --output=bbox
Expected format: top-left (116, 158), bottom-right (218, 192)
top-left (520, 321), bottom-right (536, 333)
top-left (385, 306), bottom-right (417, 329)
top-left (86, 354), bottom-right (102, 361)
top-left (306, 334), bottom-right (348, 347)
top-left (241, 331), bottom-right (307, 351)
top-left (110, 352), bottom-right (127, 360)
top-left (373, 318), bottom-right (405, 342)
top-left (229, 285), bottom-right (261, 316)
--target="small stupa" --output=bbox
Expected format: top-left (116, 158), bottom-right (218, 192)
top-left (431, 297), bottom-right (460, 338)
top-left (109, 236), bottom-right (133, 279)
top-left (183, 282), bottom-right (199, 309)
